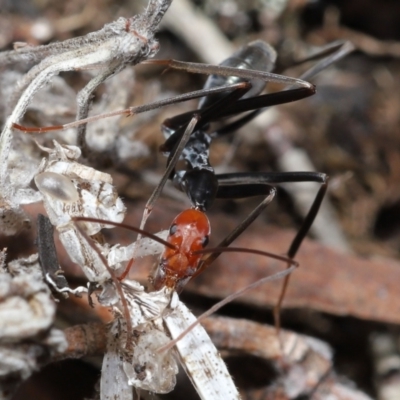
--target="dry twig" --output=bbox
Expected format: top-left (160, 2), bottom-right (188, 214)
top-left (0, 0), bottom-right (172, 235)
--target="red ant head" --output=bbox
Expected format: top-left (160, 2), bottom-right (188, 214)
top-left (152, 209), bottom-right (210, 291)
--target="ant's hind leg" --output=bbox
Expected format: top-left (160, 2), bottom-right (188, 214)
top-left (273, 180), bottom-right (328, 332)
top-left (213, 170), bottom-right (330, 331)
top-left (197, 184), bottom-right (277, 274)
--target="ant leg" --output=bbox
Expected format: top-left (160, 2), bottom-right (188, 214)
top-left (196, 184), bottom-right (276, 275)
top-left (274, 180), bottom-right (328, 331)
top-left (117, 257), bottom-right (135, 281)
top-left (15, 41), bottom-right (349, 134)
top-left (161, 82), bottom-right (252, 155)
top-left (12, 82), bottom-right (250, 133)
top-left (280, 40), bottom-right (353, 72)
top-left (72, 220), bottom-right (134, 349)
top-left (203, 171), bottom-right (329, 330)
top-left (215, 171), bottom-right (326, 186)
top-left (297, 41), bottom-right (355, 82)
top-left (210, 41), bottom-right (354, 131)
top-left (210, 87), bottom-right (315, 133)
top-left (159, 86), bottom-right (313, 137)
top-left (144, 58), bottom-right (314, 90)
top-left (138, 114), bottom-right (200, 231)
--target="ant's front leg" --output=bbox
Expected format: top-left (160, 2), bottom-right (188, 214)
top-left (211, 171), bottom-right (328, 330)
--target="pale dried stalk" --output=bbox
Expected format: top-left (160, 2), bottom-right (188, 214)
top-left (0, 0), bottom-right (172, 235)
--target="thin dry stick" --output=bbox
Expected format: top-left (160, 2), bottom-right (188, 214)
top-left (0, 0), bottom-right (172, 216)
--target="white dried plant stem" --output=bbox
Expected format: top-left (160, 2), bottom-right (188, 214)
top-left (101, 278), bottom-right (241, 398)
top-left (1, 23), bottom-right (140, 188)
top-left (100, 284), bottom-right (178, 395)
top-left (1, 44), bottom-right (108, 190)
top-left (164, 297), bottom-right (241, 400)
top-left (101, 319), bottom-right (134, 400)
top-left (0, 0), bottom-right (172, 234)
top-left (33, 141), bottom-right (126, 282)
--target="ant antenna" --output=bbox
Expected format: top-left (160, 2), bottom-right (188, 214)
top-left (158, 263), bottom-right (297, 353)
top-left (72, 218), bottom-right (134, 349)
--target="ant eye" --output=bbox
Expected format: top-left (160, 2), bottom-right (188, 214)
top-left (201, 235), bottom-right (209, 247)
top-left (169, 224), bottom-right (177, 235)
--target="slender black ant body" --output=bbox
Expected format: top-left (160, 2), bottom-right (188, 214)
top-left (146, 40), bottom-right (354, 326)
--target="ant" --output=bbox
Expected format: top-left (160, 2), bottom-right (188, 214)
top-left (138, 39), bottom-right (354, 328)
top-left (15, 39), bottom-right (354, 329)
